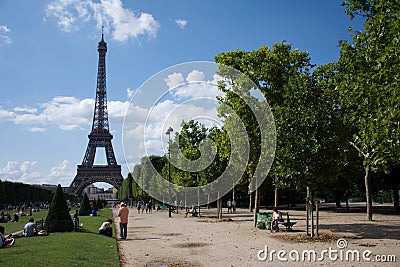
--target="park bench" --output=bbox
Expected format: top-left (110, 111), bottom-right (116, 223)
top-left (155, 205), bottom-right (172, 211)
top-left (256, 211), bottom-right (296, 231)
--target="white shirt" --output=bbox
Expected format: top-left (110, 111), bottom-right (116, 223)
top-left (99, 221), bottom-right (111, 231)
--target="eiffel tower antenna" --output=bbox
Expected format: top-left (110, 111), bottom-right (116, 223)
top-left (69, 32), bottom-right (123, 195)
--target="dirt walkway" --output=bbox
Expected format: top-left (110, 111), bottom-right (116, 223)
top-left (113, 204), bottom-right (399, 267)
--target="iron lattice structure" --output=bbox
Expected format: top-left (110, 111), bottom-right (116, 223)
top-left (69, 33), bottom-right (123, 195)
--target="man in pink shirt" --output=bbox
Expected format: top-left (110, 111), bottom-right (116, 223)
top-left (117, 202), bottom-right (129, 239)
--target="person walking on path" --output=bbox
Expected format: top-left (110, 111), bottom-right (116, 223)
top-left (117, 202), bottom-right (129, 240)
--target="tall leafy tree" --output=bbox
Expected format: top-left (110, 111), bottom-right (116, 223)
top-left (215, 43), bottom-right (315, 214)
top-left (337, 0), bottom-right (400, 220)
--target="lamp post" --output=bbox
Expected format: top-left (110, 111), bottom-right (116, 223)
top-left (166, 126), bottom-right (173, 218)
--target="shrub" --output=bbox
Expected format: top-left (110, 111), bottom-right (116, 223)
top-left (45, 184), bottom-right (73, 232)
top-left (79, 193), bottom-right (92, 216)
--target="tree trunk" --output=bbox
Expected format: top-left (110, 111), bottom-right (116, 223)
top-left (365, 165), bottom-right (373, 221)
top-left (217, 192), bottom-right (222, 219)
top-left (274, 187), bottom-right (279, 208)
top-left (253, 187), bottom-right (260, 227)
top-left (218, 198), bottom-right (223, 219)
top-left (345, 192), bottom-right (349, 213)
top-left (249, 192), bottom-right (253, 212)
top-left (335, 190), bottom-right (343, 208)
top-left (393, 186), bottom-right (400, 213)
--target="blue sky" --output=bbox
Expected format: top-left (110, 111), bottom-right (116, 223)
top-left (0, 0), bottom-right (362, 189)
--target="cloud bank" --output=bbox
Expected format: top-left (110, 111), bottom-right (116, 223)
top-left (45, 0), bottom-right (160, 42)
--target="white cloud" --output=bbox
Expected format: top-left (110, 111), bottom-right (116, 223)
top-left (171, 83), bottom-right (222, 99)
top-left (0, 96), bottom-right (130, 132)
top-left (175, 19), bottom-right (187, 29)
top-left (45, 0), bottom-right (92, 32)
top-left (126, 88), bottom-right (136, 99)
top-left (123, 68), bottom-right (226, 164)
top-left (0, 160), bottom-right (75, 186)
top-left (108, 100), bottom-right (130, 123)
top-left (14, 106), bottom-right (37, 113)
top-left (164, 70), bottom-right (223, 99)
top-left (0, 109), bottom-right (16, 121)
top-left (28, 127), bottom-right (47, 132)
top-left (59, 124), bottom-right (84, 131)
top-left (0, 25), bottom-right (11, 45)
top-left (186, 69), bottom-right (205, 82)
top-left (165, 72), bottom-right (184, 89)
top-left (45, 0), bottom-right (160, 42)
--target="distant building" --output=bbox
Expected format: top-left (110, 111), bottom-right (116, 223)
top-left (38, 183), bottom-right (117, 200)
top-left (83, 184), bottom-right (118, 200)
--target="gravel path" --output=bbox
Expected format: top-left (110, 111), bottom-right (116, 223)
top-left (113, 204), bottom-right (400, 267)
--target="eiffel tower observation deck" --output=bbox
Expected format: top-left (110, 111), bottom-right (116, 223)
top-left (69, 31), bottom-right (123, 195)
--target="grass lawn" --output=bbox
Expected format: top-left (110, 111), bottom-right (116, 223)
top-left (0, 208), bottom-right (119, 267)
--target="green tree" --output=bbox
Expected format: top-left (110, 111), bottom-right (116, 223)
top-left (97, 196), bottom-right (104, 209)
top-left (92, 198), bottom-right (99, 211)
top-left (79, 193), bottom-right (92, 216)
top-left (126, 173), bottom-right (134, 200)
top-left (45, 184), bottom-right (73, 232)
top-left (215, 43), bottom-right (314, 220)
top-left (337, 0), bottom-right (400, 220)
top-left (0, 180), bottom-right (5, 204)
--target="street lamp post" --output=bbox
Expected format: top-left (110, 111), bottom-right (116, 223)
top-left (166, 126), bottom-right (173, 218)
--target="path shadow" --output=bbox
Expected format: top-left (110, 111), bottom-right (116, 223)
top-left (319, 223), bottom-right (400, 240)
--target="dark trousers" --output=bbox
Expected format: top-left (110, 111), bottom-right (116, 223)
top-left (119, 223), bottom-right (127, 239)
top-left (99, 227), bottom-right (112, 237)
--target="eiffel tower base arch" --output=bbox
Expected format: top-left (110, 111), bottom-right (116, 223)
top-left (69, 165), bottom-right (123, 195)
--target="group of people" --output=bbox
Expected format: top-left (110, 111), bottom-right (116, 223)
top-left (136, 200), bottom-right (152, 214)
top-left (0, 213), bottom-right (18, 223)
top-left (98, 202), bottom-right (129, 240)
top-left (0, 217), bottom-right (48, 249)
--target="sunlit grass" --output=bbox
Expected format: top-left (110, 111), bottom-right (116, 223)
top-left (0, 208), bottom-right (119, 267)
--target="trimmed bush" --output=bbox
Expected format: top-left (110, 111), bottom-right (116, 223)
top-left (45, 184), bottom-right (73, 232)
top-left (97, 197), bottom-right (104, 209)
top-left (79, 193), bottom-right (92, 216)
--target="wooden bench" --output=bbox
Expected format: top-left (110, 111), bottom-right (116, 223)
top-left (155, 205), bottom-right (176, 211)
top-left (256, 211), bottom-right (296, 231)
top-left (280, 212), bottom-right (296, 230)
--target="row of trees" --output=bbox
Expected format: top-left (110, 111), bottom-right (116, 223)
top-left (118, 0), bottom-right (399, 221)
top-left (0, 180), bottom-right (54, 204)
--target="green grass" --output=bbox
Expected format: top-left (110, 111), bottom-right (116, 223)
top-left (0, 208), bottom-right (119, 267)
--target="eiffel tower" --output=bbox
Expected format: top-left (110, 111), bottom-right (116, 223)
top-left (69, 32), bottom-right (123, 195)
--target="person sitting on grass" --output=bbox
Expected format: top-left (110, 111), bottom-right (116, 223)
top-left (23, 218), bottom-right (47, 237)
top-left (98, 218), bottom-right (113, 237)
top-left (0, 225), bottom-right (15, 247)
